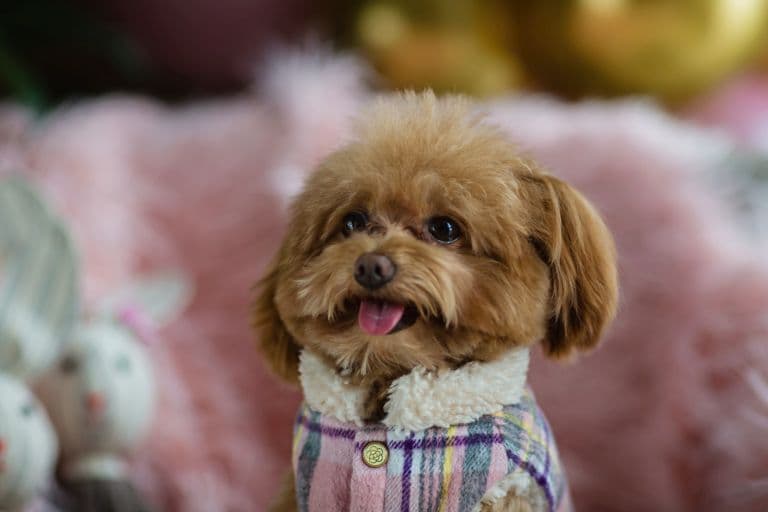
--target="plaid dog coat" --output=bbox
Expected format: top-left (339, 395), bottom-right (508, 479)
top-left (294, 350), bottom-right (572, 512)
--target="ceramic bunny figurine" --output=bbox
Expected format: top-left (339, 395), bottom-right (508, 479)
top-left (0, 177), bottom-right (78, 512)
top-left (0, 374), bottom-right (58, 512)
top-left (37, 274), bottom-right (190, 512)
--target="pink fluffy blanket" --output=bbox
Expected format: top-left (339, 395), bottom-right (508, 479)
top-left (1, 53), bottom-right (767, 512)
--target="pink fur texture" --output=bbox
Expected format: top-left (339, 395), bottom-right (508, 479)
top-left (1, 54), bottom-right (767, 511)
top-left (687, 74), bottom-right (768, 151)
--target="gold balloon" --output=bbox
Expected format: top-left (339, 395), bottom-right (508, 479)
top-left (354, 0), bottom-right (523, 96)
top-left (510, 0), bottom-right (768, 101)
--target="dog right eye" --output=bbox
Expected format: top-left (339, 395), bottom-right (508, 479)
top-left (342, 212), bottom-right (368, 236)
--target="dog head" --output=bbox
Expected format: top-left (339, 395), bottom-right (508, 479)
top-left (254, 91), bottom-right (618, 383)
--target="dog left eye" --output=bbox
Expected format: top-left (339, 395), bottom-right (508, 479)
top-left (342, 211), bottom-right (368, 236)
top-left (427, 216), bottom-right (462, 244)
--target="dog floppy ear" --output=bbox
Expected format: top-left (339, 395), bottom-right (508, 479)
top-left (253, 259), bottom-right (301, 383)
top-left (525, 173), bottom-right (618, 358)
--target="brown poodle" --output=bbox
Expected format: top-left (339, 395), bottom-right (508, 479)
top-left (254, 91), bottom-right (618, 512)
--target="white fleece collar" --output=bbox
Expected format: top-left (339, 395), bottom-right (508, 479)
top-left (299, 347), bottom-right (530, 431)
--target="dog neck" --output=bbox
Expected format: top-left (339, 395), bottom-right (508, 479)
top-left (298, 347), bottom-right (530, 431)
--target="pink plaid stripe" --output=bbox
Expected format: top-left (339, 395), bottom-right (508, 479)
top-left (350, 429), bottom-right (388, 512)
top-left (308, 425), bottom-right (354, 510)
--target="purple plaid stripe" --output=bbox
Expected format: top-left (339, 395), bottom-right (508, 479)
top-left (385, 433), bottom-right (505, 450)
top-left (296, 410), bottom-right (506, 451)
top-left (505, 448), bottom-right (555, 512)
top-left (401, 434), bottom-right (414, 511)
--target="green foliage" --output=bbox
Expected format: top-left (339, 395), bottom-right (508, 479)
top-left (0, 0), bottom-right (144, 112)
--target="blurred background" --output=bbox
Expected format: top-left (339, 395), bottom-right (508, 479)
top-left (3, 1), bottom-right (768, 511)
top-left (3, 0), bottom-right (768, 108)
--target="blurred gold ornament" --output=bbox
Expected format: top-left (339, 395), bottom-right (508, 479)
top-left (354, 1), bottom-right (523, 96)
top-left (510, 0), bottom-right (768, 101)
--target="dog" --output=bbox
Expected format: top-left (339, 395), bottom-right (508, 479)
top-left (254, 91), bottom-right (618, 512)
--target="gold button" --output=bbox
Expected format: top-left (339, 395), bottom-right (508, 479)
top-left (362, 441), bottom-right (388, 468)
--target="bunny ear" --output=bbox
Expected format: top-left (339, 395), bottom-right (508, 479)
top-left (0, 177), bottom-right (79, 377)
top-left (99, 271), bottom-right (192, 326)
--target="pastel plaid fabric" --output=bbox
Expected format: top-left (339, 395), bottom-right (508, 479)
top-left (292, 389), bottom-right (572, 512)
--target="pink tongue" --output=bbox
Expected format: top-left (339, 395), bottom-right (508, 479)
top-left (358, 299), bottom-right (405, 335)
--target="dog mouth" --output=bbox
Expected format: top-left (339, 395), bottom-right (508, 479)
top-left (353, 298), bottom-right (419, 336)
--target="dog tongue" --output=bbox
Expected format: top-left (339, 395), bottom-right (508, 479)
top-left (358, 299), bottom-right (405, 335)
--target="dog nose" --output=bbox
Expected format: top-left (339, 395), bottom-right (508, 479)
top-left (354, 253), bottom-right (396, 290)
